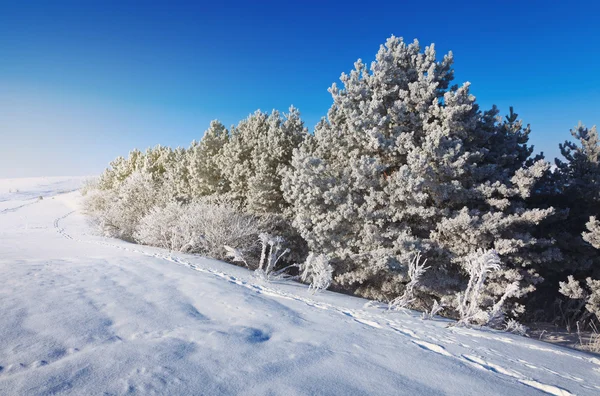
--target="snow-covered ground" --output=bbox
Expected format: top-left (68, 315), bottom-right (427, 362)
top-left (0, 176), bottom-right (87, 213)
top-left (0, 178), bottom-right (599, 395)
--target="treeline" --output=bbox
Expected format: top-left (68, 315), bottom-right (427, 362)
top-left (84, 36), bottom-right (599, 331)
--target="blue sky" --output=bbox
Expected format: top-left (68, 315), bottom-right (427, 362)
top-left (1, 0), bottom-right (598, 178)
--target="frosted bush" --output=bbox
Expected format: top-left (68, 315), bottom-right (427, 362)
top-left (80, 177), bottom-right (100, 196)
top-left (456, 249), bottom-right (521, 327)
top-left (224, 245), bottom-right (249, 268)
top-left (389, 252), bottom-right (428, 310)
top-left (224, 232), bottom-right (292, 280)
top-left (135, 198), bottom-right (261, 260)
top-left (254, 233), bottom-right (290, 279)
top-left (504, 319), bottom-right (528, 336)
top-left (422, 300), bottom-right (444, 320)
top-left (188, 200), bottom-right (262, 260)
top-left (84, 171), bottom-right (159, 241)
top-left (300, 253), bottom-right (333, 292)
top-left (134, 202), bottom-right (194, 252)
top-left (257, 213), bottom-right (308, 265)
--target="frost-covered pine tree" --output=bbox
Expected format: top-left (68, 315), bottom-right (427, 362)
top-left (187, 120), bottom-right (229, 198)
top-left (283, 36), bottom-right (556, 312)
top-left (89, 145), bottom-right (179, 240)
top-left (550, 123), bottom-right (600, 274)
top-left (98, 145), bottom-right (176, 190)
top-left (141, 145), bottom-right (174, 180)
top-left (553, 123), bottom-right (600, 326)
top-left (219, 107), bottom-right (307, 214)
top-left (162, 147), bottom-right (192, 202)
top-left (97, 149), bottom-right (145, 190)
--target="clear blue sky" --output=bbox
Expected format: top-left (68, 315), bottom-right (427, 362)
top-left (1, 0), bottom-right (598, 178)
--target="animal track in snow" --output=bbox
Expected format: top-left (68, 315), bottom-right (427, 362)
top-left (461, 354), bottom-right (577, 396)
top-left (341, 312), bottom-right (382, 329)
top-left (53, 211), bottom-right (75, 239)
top-left (518, 379), bottom-right (575, 396)
top-left (412, 340), bottom-right (452, 357)
top-left (461, 354), bottom-right (522, 378)
top-left (388, 325), bottom-right (420, 339)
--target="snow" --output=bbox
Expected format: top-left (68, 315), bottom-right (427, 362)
top-left (0, 176), bottom-right (87, 213)
top-left (0, 178), bottom-right (599, 395)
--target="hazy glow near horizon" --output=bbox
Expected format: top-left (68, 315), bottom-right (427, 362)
top-left (1, 1), bottom-right (599, 178)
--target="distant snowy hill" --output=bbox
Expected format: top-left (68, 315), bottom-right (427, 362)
top-left (0, 177), bottom-right (598, 395)
top-left (0, 176), bottom-right (87, 212)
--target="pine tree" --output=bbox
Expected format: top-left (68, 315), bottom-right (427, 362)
top-left (188, 120), bottom-right (229, 198)
top-left (163, 147), bottom-right (192, 202)
top-left (97, 149), bottom-right (144, 190)
top-left (545, 123), bottom-right (600, 323)
top-left (220, 107), bottom-right (307, 214)
top-left (536, 124), bottom-right (600, 291)
top-left (555, 123), bottom-right (600, 274)
top-left (283, 36), bottom-right (555, 313)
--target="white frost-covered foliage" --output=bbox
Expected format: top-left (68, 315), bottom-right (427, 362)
top-left (97, 146), bottom-right (176, 191)
top-left (546, 123), bottom-right (600, 323)
top-left (421, 300), bottom-right (444, 320)
top-left (559, 275), bottom-right (587, 300)
top-left (389, 252), bottom-right (428, 310)
top-left (162, 147), bottom-right (192, 202)
top-left (456, 249), bottom-right (521, 327)
top-left (85, 105), bottom-right (308, 282)
top-left (300, 253), bottom-right (333, 292)
top-left (504, 319), bottom-right (528, 336)
top-left (83, 35), bottom-right (600, 325)
top-left (224, 245), bottom-right (250, 268)
top-left (135, 198), bottom-right (261, 260)
top-left (225, 233), bottom-right (292, 279)
top-left (219, 107), bottom-right (308, 214)
top-left (134, 202), bottom-right (194, 252)
top-left (545, 123), bottom-right (600, 276)
top-left (188, 121), bottom-right (229, 198)
top-left (255, 233), bottom-right (290, 278)
top-left (559, 275), bottom-right (600, 323)
top-left (583, 216), bottom-right (600, 250)
top-left (282, 36), bottom-right (554, 305)
top-left (85, 171), bottom-right (161, 241)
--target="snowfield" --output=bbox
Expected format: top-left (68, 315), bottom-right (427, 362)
top-left (1, 178), bottom-right (599, 396)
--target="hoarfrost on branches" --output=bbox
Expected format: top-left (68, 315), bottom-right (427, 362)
top-left (389, 252), bottom-right (428, 310)
top-left (300, 253), bottom-right (333, 292)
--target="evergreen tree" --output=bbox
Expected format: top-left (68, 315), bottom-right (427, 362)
top-left (554, 123), bottom-right (600, 275)
top-left (543, 123), bottom-right (600, 323)
top-left (163, 147), bottom-right (192, 202)
top-left (283, 36), bottom-right (555, 313)
top-left (220, 107), bottom-right (307, 214)
top-left (188, 120), bottom-right (229, 198)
